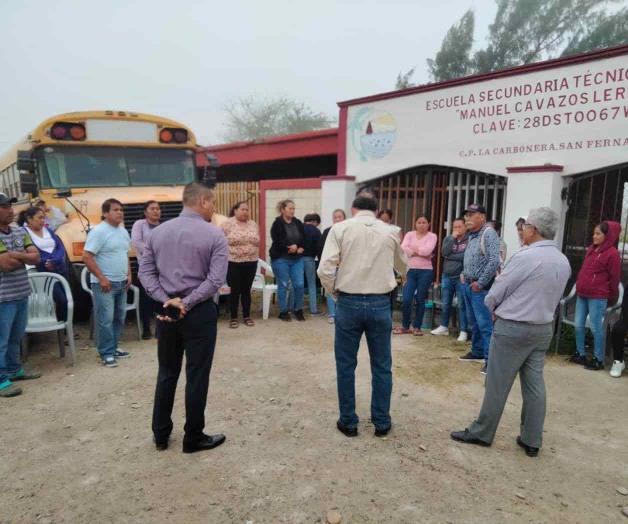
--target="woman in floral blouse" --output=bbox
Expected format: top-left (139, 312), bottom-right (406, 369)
top-left (221, 201), bottom-right (260, 328)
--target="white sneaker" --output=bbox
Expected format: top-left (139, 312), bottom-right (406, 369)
top-left (328, 317), bottom-right (335, 324)
top-left (457, 331), bottom-right (468, 342)
top-left (431, 326), bottom-right (449, 336)
top-left (609, 360), bottom-right (625, 378)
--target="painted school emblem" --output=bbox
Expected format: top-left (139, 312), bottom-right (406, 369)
top-left (349, 108), bottom-right (397, 161)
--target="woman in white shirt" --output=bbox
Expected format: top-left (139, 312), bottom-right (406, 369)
top-left (18, 207), bottom-right (69, 321)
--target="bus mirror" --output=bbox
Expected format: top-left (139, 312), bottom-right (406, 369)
top-left (16, 151), bottom-right (36, 173)
top-left (19, 172), bottom-right (39, 197)
top-left (199, 153), bottom-right (219, 188)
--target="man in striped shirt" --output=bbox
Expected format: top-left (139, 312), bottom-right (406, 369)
top-left (0, 194), bottom-right (41, 398)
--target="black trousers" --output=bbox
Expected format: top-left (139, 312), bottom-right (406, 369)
top-left (226, 261), bottom-right (257, 320)
top-left (611, 317), bottom-right (627, 362)
top-left (139, 282), bottom-right (159, 333)
top-left (152, 300), bottom-right (218, 442)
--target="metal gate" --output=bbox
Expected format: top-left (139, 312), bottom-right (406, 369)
top-left (563, 162), bottom-right (628, 281)
top-left (364, 165), bottom-right (507, 278)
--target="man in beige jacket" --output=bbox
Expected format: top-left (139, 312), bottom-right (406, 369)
top-left (318, 193), bottom-right (407, 438)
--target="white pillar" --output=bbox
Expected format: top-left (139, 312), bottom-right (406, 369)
top-left (503, 171), bottom-right (567, 260)
top-left (320, 177), bottom-right (356, 229)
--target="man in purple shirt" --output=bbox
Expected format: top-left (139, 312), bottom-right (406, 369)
top-left (139, 183), bottom-right (229, 454)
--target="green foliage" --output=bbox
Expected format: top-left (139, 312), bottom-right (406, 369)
top-left (395, 68), bottom-right (417, 90)
top-left (419, 0), bottom-right (627, 84)
top-left (427, 9), bottom-right (475, 82)
top-left (221, 96), bottom-right (335, 142)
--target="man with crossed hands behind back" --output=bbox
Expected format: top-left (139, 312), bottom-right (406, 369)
top-left (139, 183), bottom-right (228, 454)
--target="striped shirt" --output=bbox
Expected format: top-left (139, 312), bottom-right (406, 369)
top-left (0, 226), bottom-right (34, 302)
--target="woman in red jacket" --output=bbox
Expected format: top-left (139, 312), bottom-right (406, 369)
top-left (570, 220), bottom-right (621, 370)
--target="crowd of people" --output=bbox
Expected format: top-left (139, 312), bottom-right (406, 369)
top-left (0, 183), bottom-right (625, 459)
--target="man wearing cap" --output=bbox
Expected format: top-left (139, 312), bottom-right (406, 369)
top-left (451, 208), bottom-right (570, 457)
top-left (0, 194), bottom-right (41, 398)
top-left (459, 203), bottom-right (501, 374)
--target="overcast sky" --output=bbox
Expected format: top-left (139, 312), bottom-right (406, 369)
top-left (0, 0), bottom-right (497, 150)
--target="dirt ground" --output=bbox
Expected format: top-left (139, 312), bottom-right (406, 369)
top-left (1, 305), bottom-right (627, 524)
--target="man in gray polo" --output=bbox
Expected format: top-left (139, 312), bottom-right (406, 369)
top-left (451, 207), bottom-right (570, 457)
top-left (0, 193), bottom-right (41, 398)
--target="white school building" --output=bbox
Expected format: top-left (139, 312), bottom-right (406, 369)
top-left (321, 45), bottom-right (628, 276)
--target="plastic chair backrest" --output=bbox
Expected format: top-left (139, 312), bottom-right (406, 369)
top-left (258, 258), bottom-right (274, 277)
top-left (27, 272), bottom-right (74, 325)
top-left (80, 266), bottom-right (93, 297)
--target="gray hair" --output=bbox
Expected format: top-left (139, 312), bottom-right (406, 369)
top-left (527, 207), bottom-right (558, 239)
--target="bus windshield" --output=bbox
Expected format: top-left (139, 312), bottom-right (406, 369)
top-left (35, 146), bottom-right (196, 188)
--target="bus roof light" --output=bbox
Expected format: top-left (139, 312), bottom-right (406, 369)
top-left (70, 125), bottom-right (86, 140)
top-left (50, 122), bottom-right (86, 141)
top-left (173, 129), bottom-right (188, 143)
top-left (51, 125), bottom-right (67, 139)
top-left (159, 129), bottom-right (173, 143)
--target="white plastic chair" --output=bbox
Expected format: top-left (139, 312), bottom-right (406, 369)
top-left (555, 282), bottom-right (624, 359)
top-left (24, 272), bottom-right (76, 366)
top-left (80, 265), bottom-right (141, 341)
top-left (251, 259), bottom-right (278, 320)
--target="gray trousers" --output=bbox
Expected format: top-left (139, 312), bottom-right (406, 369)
top-left (468, 318), bottom-right (554, 448)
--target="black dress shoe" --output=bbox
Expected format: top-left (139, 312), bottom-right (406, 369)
top-left (336, 421), bottom-right (358, 437)
top-left (294, 310), bottom-right (306, 321)
top-left (182, 433), bottom-right (226, 453)
top-left (450, 429), bottom-right (491, 447)
top-left (142, 330), bottom-right (152, 340)
top-left (278, 312), bottom-right (292, 322)
top-left (374, 426), bottom-right (391, 437)
top-left (154, 437), bottom-right (169, 451)
top-left (516, 436), bottom-right (539, 457)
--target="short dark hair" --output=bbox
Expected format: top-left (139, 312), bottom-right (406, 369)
top-left (143, 200), bottom-right (158, 211)
top-left (415, 214), bottom-right (430, 224)
top-left (229, 201), bottom-right (248, 217)
top-left (453, 216), bottom-right (465, 225)
top-left (35, 200), bottom-right (46, 208)
top-left (377, 209), bottom-right (393, 220)
top-left (183, 182), bottom-right (213, 206)
top-left (352, 194), bottom-right (378, 212)
top-left (102, 198), bottom-right (123, 214)
top-left (303, 213), bottom-right (321, 224)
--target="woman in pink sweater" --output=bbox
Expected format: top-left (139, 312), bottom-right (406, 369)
top-left (394, 215), bottom-right (438, 335)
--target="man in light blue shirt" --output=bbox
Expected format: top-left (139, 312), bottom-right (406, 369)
top-left (83, 199), bottom-right (132, 367)
top-left (451, 207), bottom-right (571, 458)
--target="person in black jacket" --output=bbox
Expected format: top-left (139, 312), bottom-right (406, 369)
top-left (269, 199), bottom-right (306, 321)
top-left (302, 213), bottom-right (322, 315)
top-left (318, 209), bottom-right (346, 323)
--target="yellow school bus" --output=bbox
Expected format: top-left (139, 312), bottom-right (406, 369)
top-left (0, 110), bottom-right (221, 312)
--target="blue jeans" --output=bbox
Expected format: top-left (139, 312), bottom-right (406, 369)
top-left (461, 283), bottom-right (493, 359)
top-left (92, 281), bottom-right (127, 360)
top-left (402, 269), bottom-right (433, 329)
top-left (326, 294), bottom-right (336, 318)
top-left (335, 294), bottom-right (393, 430)
top-left (271, 257), bottom-right (304, 313)
top-left (439, 274), bottom-right (468, 331)
top-left (575, 296), bottom-right (608, 361)
top-left (302, 256), bottom-right (320, 314)
top-left (0, 298), bottom-right (28, 386)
